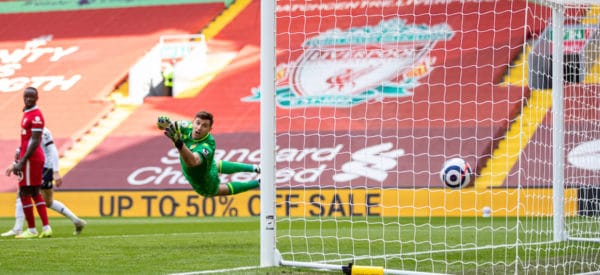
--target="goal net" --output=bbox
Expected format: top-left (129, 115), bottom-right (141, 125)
top-left (259, 0), bottom-right (600, 273)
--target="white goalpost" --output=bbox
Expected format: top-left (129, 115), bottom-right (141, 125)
top-left (260, 0), bottom-right (600, 273)
top-left (260, 0), bottom-right (277, 268)
top-left (546, 0), bottom-right (600, 245)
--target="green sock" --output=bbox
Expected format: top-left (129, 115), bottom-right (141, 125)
top-left (218, 161), bottom-right (255, 174)
top-left (226, 180), bottom-right (260, 195)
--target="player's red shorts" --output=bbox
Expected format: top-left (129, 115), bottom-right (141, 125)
top-left (18, 160), bottom-right (44, 187)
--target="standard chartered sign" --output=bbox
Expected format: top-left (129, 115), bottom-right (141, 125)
top-left (127, 143), bottom-right (405, 187)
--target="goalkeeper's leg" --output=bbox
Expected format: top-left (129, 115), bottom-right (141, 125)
top-left (218, 160), bottom-right (260, 174)
top-left (223, 180), bottom-right (260, 195)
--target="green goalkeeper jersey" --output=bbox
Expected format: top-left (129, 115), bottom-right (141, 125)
top-left (177, 120), bottom-right (220, 196)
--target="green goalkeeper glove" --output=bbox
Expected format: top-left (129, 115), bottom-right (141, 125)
top-left (164, 122), bottom-right (183, 149)
top-left (157, 115), bottom-right (171, 130)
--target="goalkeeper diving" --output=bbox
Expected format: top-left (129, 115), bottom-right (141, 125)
top-left (157, 111), bottom-right (260, 197)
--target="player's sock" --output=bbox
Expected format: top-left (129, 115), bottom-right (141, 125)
top-left (226, 180), bottom-right (260, 195)
top-left (14, 197), bottom-right (24, 232)
top-left (50, 200), bottom-right (80, 222)
top-left (33, 194), bottom-right (49, 226)
top-left (218, 161), bottom-right (255, 174)
top-left (21, 196), bottom-right (36, 229)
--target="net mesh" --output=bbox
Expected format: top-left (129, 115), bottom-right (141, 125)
top-left (271, 0), bottom-right (600, 273)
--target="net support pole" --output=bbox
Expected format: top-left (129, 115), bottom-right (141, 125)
top-left (551, 4), bottom-right (567, 242)
top-left (260, 0), bottom-right (278, 267)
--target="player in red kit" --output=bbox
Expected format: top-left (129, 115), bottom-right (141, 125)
top-left (7, 87), bottom-right (52, 238)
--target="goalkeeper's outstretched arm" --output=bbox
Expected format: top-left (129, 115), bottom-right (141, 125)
top-left (177, 141), bottom-right (201, 167)
top-left (157, 115), bottom-right (171, 130)
top-left (158, 116), bottom-right (202, 167)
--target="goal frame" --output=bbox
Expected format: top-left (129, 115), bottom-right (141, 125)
top-left (550, 1), bottom-right (600, 244)
top-left (259, 0), bottom-right (600, 272)
top-left (259, 0), bottom-right (277, 268)
top-left (257, 2), bottom-right (445, 273)
top-left (552, 3), bottom-right (566, 243)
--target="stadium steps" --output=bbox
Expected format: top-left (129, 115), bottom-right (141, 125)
top-left (59, 82), bottom-right (138, 176)
top-left (583, 5), bottom-right (599, 84)
top-left (56, 2), bottom-right (240, 176)
top-left (174, 50), bottom-right (238, 98)
top-left (202, 0), bottom-right (251, 41)
top-left (475, 89), bottom-right (552, 189)
top-left (476, 45), bottom-right (552, 189)
top-left (477, 11), bottom-right (599, 189)
top-left (174, 0), bottom-right (251, 98)
top-left (581, 5), bottom-right (599, 24)
top-left (500, 45), bottom-right (530, 87)
top-left (586, 62), bottom-right (600, 84)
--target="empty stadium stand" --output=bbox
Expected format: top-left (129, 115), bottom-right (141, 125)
top-left (0, 2), bottom-right (226, 191)
top-left (2, 1), bottom-right (596, 193)
top-left (62, 0), bottom-right (548, 191)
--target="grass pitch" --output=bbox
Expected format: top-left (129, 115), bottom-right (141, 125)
top-left (0, 216), bottom-right (598, 274)
top-left (0, 217), bottom-right (290, 274)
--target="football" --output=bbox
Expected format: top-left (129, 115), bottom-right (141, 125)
top-left (440, 158), bottom-right (472, 188)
